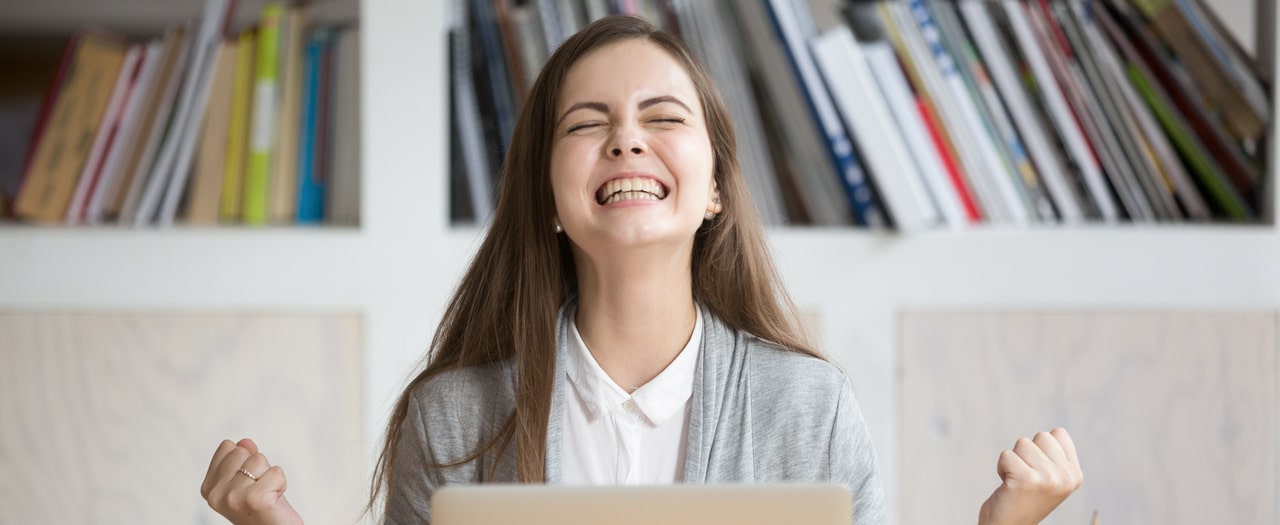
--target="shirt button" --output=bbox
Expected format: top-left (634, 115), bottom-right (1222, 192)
top-left (623, 399), bottom-right (637, 413)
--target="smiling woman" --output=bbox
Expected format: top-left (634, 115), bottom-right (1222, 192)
top-left (198, 15), bottom-right (1081, 525)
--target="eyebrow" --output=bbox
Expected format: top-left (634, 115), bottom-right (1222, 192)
top-left (556, 96), bottom-right (693, 127)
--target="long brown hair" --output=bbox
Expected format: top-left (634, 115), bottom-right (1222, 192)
top-left (369, 14), bottom-right (819, 514)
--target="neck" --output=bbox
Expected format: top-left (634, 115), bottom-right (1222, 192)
top-left (573, 243), bottom-right (698, 393)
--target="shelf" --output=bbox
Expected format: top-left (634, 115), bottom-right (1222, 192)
top-left (436, 223), bottom-right (1280, 309)
top-left (768, 225), bottom-right (1280, 309)
top-left (0, 226), bottom-right (370, 309)
top-left (0, 0), bottom-right (359, 35)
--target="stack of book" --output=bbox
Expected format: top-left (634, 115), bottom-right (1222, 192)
top-left (5, 0), bottom-right (361, 228)
top-left (449, 0), bottom-right (1269, 230)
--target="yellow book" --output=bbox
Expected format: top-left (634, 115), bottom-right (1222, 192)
top-left (16, 32), bottom-right (128, 223)
top-left (269, 5), bottom-right (308, 224)
top-left (220, 28), bottom-right (257, 222)
top-left (187, 39), bottom-right (238, 224)
top-left (243, 3), bottom-right (284, 225)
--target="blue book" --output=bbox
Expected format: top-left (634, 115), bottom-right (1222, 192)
top-left (296, 29), bottom-right (331, 223)
top-left (764, 0), bottom-right (885, 228)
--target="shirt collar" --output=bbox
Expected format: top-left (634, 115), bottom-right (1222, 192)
top-left (565, 307), bottom-right (703, 426)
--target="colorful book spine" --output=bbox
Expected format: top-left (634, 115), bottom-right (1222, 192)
top-left (296, 29), bottom-right (332, 224)
top-left (243, 3), bottom-right (283, 225)
top-left (765, 0), bottom-right (886, 227)
top-left (221, 28), bottom-right (257, 222)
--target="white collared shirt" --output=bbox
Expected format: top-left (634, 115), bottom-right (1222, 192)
top-left (561, 307), bottom-right (702, 485)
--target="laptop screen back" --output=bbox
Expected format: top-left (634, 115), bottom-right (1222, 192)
top-left (431, 483), bottom-right (852, 525)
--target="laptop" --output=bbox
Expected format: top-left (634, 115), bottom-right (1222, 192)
top-left (431, 483), bottom-right (852, 525)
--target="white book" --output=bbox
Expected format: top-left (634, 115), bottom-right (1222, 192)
top-left (884, 1), bottom-right (1007, 223)
top-left (1026, 1), bottom-right (1155, 223)
top-left (812, 27), bottom-right (938, 232)
top-left (732, 0), bottom-right (852, 227)
top-left (327, 27), bottom-right (362, 226)
top-left (958, 0), bottom-right (1086, 224)
top-left (86, 40), bottom-right (163, 225)
top-left (862, 41), bottom-right (966, 229)
top-left (121, 24), bottom-right (195, 224)
top-left (65, 45), bottom-right (144, 225)
top-left (904, 0), bottom-right (1028, 226)
top-left (134, 0), bottom-right (232, 227)
top-left (761, 0), bottom-right (870, 226)
top-left (999, 0), bottom-right (1118, 222)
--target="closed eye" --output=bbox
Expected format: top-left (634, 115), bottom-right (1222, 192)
top-left (651, 117), bottom-right (686, 124)
top-left (566, 122), bottom-right (603, 134)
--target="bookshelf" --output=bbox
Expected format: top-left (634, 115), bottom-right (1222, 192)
top-left (1, 0), bottom-right (1279, 523)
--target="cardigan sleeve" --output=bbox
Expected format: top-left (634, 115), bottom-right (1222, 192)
top-left (830, 377), bottom-right (887, 525)
top-left (383, 393), bottom-right (443, 524)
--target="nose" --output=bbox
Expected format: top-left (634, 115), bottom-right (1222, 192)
top-left (607, 126), bottom-right (646, 158)
top-left (610, 145), bottom-right (644, 157)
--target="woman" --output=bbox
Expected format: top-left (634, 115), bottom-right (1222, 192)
top-left (200, 15), bottom-right (1082, 525)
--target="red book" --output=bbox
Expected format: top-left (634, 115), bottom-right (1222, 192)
top-left (917, 96), bottom-right (980, 223)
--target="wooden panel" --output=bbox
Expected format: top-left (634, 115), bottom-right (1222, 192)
top-left (0, 312), bottom-right (364, 523)
top-left (900, 312), bottom-right (1276, 525)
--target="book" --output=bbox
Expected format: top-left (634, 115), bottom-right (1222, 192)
top-left (812, 25), bottom-right (939, 232)
top-left (927, 0), bottom-right (1057, 223)
top-left (730, 0), bottom-right (857, 225)
top-left (84, 40), bottom-right (163, 225)
top-left (295, 27), bottom-right (334, 224)
top-left (677, 0), bottom-right (789, 225)
top-left (762, 0), bottom-right (878, 226)
top-left (326, 26), bottom-right (361, 226)
top-left (117, 26), bottom-right (191, 223)
top-left (884, 1), bottom-right (1007, 222)
top-left (846, 1), bottom-right (967, 228)
top-left (186, 38), bottom-right (238, 224)
top-left (242, 3), bottom-right (285, 226)
top-left (134, 0), bottom-right (235, 226)
top-left (220, 28), bottom-right (257, 222)
top-left (15, 31), bottom-right (129, 223)
top-left (999, 0), bottom-right (1121, 222)
top-left (958, 0), bottom-right (1090, 224)
top-left (1048, 1), bottom-right (1182, 220)
top-left (904, 0), bottom-right (1029, 225)
top-left (268, 4), bottom-right (307, 224)
top-left (1101, 0), bottom-right (1259, 202)
top-left (64, 44), bottom-right (144, 225)
top-left (1025, 0), bottom-right (1157, 222)
top-left (1128, 0), bottom-right (1266, 143)
top-left (451, 1), bottom-right (494, 222)
top-left (1073, 0), bottom-right (1209, 220)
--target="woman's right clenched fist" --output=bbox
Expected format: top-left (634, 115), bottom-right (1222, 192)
top-left (200, 438), bottom-right (304, 525)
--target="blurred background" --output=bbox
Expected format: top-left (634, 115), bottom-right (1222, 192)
top-left (0, 0), bottom-right (1275, 523)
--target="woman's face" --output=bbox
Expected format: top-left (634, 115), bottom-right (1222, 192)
top-left (549, 38), bottom-right (718, 256)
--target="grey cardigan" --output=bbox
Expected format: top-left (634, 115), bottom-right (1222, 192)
top-left (385, 303), bottom-right (886, 524)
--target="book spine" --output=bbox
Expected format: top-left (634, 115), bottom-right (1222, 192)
top-left (221, 28), bottom-right (257, 222)
top-left (243, 3), bottom-right (284, 226)
top-left (765, 0), bottom-right (885, 227)
top-left (296, 30), bottom-right (326, 224)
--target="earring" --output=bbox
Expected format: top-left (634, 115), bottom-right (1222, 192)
top-left (704, 210), bottom-right (715, 220)
top-left (554, 222), bottom-right (563, 233)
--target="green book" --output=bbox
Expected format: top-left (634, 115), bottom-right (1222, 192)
top-left (242, 3), bottom-right (284, 226)
top-left (1125, 64), bottom-right (1250, 221)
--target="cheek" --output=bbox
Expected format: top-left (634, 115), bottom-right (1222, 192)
top-left (550, 141), bottom-right (596, 211)
top-left (662, 133), bottom-right (715, 198)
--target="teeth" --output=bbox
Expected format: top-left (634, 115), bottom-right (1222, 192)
top-left (597, 177), bottom-right (667, 205)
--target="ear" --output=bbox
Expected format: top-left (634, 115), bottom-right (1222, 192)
top-left (706, 178), bottom-right (723, 214)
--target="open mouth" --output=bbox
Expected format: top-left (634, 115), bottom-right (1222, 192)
top-left (595, 177), bottom-right (669, 205)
